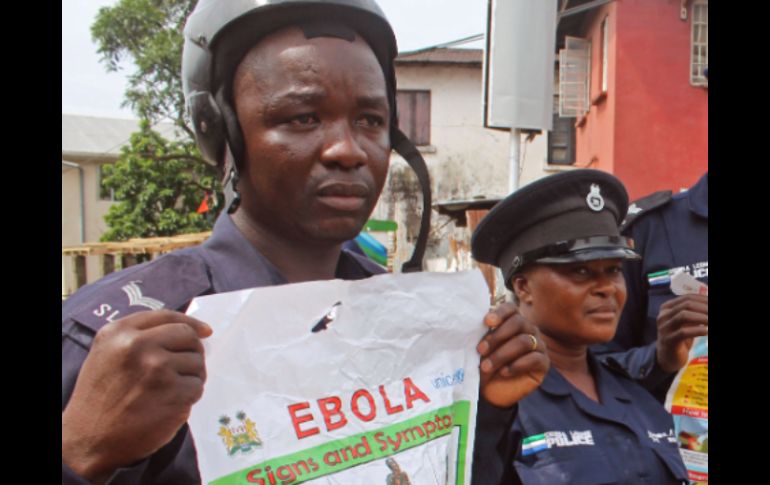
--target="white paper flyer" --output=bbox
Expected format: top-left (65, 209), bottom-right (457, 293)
top-left (186, 270), bottom-right (489, 485)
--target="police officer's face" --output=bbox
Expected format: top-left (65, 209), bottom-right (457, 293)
top-left (513, 259), bottom-right (627, 346)
top-left (232, 27), bottom-right (390, 243)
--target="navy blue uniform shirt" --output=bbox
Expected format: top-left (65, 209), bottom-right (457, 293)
top-left (500, 352), bottom-right (687, 485)
top-left (62, 212), bottom-right (385, 484)
top-left (593, 173), bottom-right (708, 401)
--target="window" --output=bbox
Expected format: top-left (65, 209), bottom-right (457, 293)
top-left (98, 165), bottom-right (115, 201)
top-left (548, 97), bottom-right (576, 166)
top-left (600, 17), bottom-right (609, 93)
top-left (559, 37), bottom-right (591, 117)
top-left (690, 0), bottom-right (708, 86)
top-left (396, 90), bottom-right (431, 146)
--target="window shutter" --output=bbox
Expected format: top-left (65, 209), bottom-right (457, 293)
top-left (413, 92), bottom-right (431, 146)
top-left (690, 0), bottom-right (708, 85)
top-left (559, 36), bottom-right (591, 117)
top-left (396, 91), bottom-right (414, 142)
top-left (396, 90), bottom-right (431, 146)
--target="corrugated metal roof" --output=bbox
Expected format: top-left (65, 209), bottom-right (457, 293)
top-left (395, 48), bottom-right (483, 66)
top-left (61, 114), bottom-right (180, 161)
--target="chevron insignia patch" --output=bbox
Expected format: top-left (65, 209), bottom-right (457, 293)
top-left (121, 281), bottom-right (165, 311)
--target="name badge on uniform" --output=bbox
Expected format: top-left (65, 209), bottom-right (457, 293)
top-left (647, 261), bottom-right (708, 288)
top-left (521, 430), bottom-right (594, 456)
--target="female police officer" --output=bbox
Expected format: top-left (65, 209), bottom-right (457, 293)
top-left (472, 169), bottom-right (687, 484)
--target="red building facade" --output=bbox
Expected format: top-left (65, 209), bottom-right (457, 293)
top-left (560, 0), bottom-right (707, 199)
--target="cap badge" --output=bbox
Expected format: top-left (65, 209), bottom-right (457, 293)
top-left (586, 184), bottom-right (605, 212)
top-left (511, 255), bottom-right (522, 272)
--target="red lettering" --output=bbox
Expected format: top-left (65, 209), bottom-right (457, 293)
top-left (350, 389), bottom-right (376, 421)
top-left (276, 464), bottom-right (296, 482)
top-left (246, 466), bottom-right (276, 484)
top-left (287, 402), bottom-right (320, 439)
top-left (246, 468), bottom-right (265, 484)
top-left (379, 385), bottom-right (404, 415)
top-left (442, 415), bottom-right (452, 428)
top-left (434, 415), bottom-right (444, 430)
top-left (264, 465), bottom-right (277, 485)
top-left (403, 377), bottom-right (430, 408)
top-left (317, 396), bottom-right (348, 431)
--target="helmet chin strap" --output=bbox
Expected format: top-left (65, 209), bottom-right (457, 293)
top-left (222, 145), bottom-right (242, 214)
top-left (216, 87), bottom-right (246, 215)
top-left (391, 128), bottom-right (432, 273)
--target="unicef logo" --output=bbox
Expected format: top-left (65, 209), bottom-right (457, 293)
top-left (432, 369), bottom-right (465, 389)
top-left (586, 184), bottom-right (605, 212)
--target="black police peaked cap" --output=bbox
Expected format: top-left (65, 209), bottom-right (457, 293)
top-left (471, 169), bottom-right (640, 289)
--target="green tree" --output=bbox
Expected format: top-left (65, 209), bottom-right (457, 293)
top-left (91, 0), bottom-right (221, 241)
top-left (100, 121), bottom-right (216, 241)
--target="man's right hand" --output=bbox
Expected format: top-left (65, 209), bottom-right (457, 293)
top-left (656, 294), bottom-right (708, 373)
top-left (62, 310), bottom-right (212, 482)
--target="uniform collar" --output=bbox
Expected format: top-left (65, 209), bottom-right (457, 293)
top-left (687, 172), bottom-right (708, 219)
top-left (539, 351), bottom-right (633, 404)
top-left (200, 212), bottom-right (288, 293)
top-left (199, 212), bottom-right (381, 293)
top-left (593, 354), bottom-right (634, 403)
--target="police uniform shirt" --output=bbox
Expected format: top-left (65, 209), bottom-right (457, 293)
top-left (593, 173), bottom-right (708, 401)
top-left (501, 352), bottom-right (688, 485)
top-left (62, 212), bottom-right (385, 484)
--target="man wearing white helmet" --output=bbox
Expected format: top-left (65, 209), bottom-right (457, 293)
top-left (62, 1), bottom-right (549, 483)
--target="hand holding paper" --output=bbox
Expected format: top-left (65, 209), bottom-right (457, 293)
top-left (663, 269), bottom-right (709, 483)
top-left (476, 302), bottom-right (549, 407)
top-left (62, 310), bottom-right (212, 481)
top-left (656, 271), bottom-right (708, 373)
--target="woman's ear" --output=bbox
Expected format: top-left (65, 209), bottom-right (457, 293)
top-left (512, 274), bottom-right (534, 305)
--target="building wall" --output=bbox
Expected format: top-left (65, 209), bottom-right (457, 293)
top-left (62, 158), bottom-right (115, 294)
top-left (373, 62), bottom-right (550, 271)
top-left (613, 0), bottom-right (708, 198)
top-left (571, 0), bottom-right (707, 198)
top-left (574, 2), bottom-right (617, 175)
top-left (62, 165), bottom-right (82, 297)
top-left (62, 166), bottom-right (82, 246)
top-left (393, 64), bottom-right (512, 201)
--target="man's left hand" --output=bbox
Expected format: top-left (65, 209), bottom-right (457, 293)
top-left (476, 302), bottom-right (549, 407)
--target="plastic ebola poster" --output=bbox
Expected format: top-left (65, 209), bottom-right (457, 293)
top-left (665, 270), bottom-right (708, 484)
top-left (186, 270), bottom-right (489, 485)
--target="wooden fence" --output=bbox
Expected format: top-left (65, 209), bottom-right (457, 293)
top-left (62, 232), bottom-right (211, 298)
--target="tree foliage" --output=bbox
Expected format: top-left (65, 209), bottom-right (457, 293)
top-left (100, 121), bottom-right (217, 241)
top-left (92, 0), bottom-right (194, 131)
top-left (91, 0), bottom-right (222, 241)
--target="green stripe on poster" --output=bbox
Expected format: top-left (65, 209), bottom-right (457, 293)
top-left (210, 401), bottom-right (471, 485)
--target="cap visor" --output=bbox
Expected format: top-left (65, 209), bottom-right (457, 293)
top-left (537, 247), bottom-right (640, 264)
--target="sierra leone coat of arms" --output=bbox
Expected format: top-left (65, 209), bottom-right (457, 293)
top-left (218, 411), bottom-right (263, 456)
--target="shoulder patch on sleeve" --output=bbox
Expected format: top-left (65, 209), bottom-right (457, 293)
top-left (65, 254), bottom-right (212, 334)
top-left (620, 190), bottom-right (673, 232)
